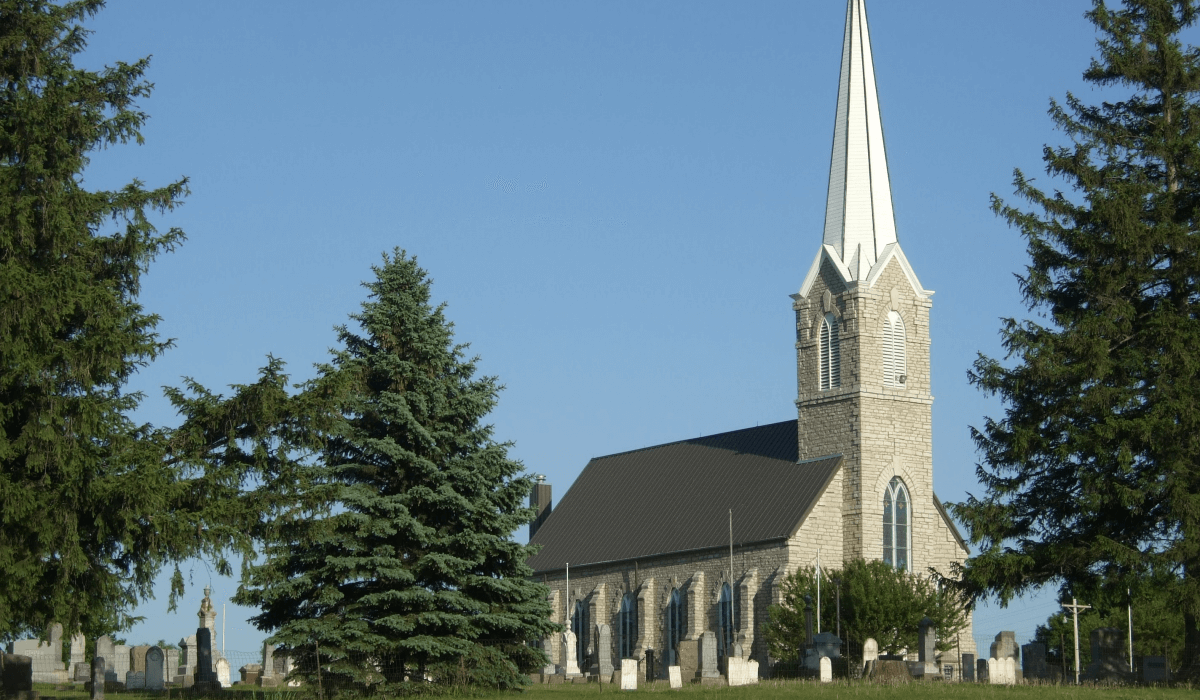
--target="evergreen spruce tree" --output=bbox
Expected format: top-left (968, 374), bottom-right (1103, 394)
top-left (0, 0), bottom-right (192, 638)
top-left (0, 0), bottom-right (321, 641)
top-left (237, 250), bottom-right (555, 692)
top-left (948, 0), bottom-right (1200, 675)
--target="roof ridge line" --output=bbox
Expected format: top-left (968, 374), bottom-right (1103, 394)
top-left (590, 418), bottom-right (797, 461)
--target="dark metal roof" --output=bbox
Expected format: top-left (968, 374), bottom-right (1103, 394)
top-left (527, 420), bottom-right (842, 573)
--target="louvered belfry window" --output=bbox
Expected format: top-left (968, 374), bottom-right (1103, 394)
top-left (883, 310), bottom-right (906, 387)
top-left (820, 313), bottom-right (840, 390)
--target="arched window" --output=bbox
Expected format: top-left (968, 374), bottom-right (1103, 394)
top-left (820, 312), bottom-right (841, 390)
top-left (572, 600), bottom-right (588, 667)
top-left (717, 583), bottom-right (734, 662)
top-left (618, 594), bottom-right (637, 660)
top-left (883, 477), bottom-right (910, 571)
top-left (664, 589), bottom-right (684, 666)
top-left (883, 310), bottom-right (907, 387)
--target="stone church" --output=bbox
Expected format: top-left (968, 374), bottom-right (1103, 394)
top-left (527, 0), bottom-right (973, 679)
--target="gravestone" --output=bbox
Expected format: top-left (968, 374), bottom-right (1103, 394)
top-left (216, 657), bottom-right (231, 688)
top-left (283, 656), bottom-right (301, 687)
top-left (129, 645), bottom-right (151, 673)
top-left (91, 657), bottom-right (105, 700)
top-left (620, 659), bottom-right (638, 690)
top-left (726, 657), bottom-right (748, 687)
top-left (990, 631), bottom-right (1018, 662)
top-left (986, 658), bottom-right (999, 684)
top-left (731, 642), bottom-right (743, 660)
top-left (15, 624), bottom-right (66, 684)
top-left (747, 660), bottom-right (759, 683)
top-left (697, 631), bottom-right (720, 679)
top-left (961, 653), bottom-right (975, 681)
top-left (70, 632), bottom-right (85, 669)
top-left (176, 635), bottom-right (197, 687)
top-left (165, 648), bottom-right (179, 685)
top-left (239, 664), bottom-right (262, 685)
top-left (110, 645), bottom-right (130, 684)
top-left (193, 628), bottom-right (220, 691)
top-left (1084, 628), bottom-right (1129, 681)
top-left (258, 643), bottom-right (275, 686)
top-left (74, 661), bottom-right (90, 682)
top-left (1143, 655), bottom-right (1168, 683)
top-left (667, 665), bottom-right (682, 689)
top-left (2, 654), bottom-right (34, 696)
top-left (1022, 643), bottom-right (1048, 680)
top-left (593, 624), bottom-right (614, 679)
top-left (819, 657), bottom-right (832, 683)
top-left (911, 617), bottom-right (939, 678)
top-left (675, 639), bottom-right (699, 681)
top-left (561, 629), bottom-right (580, 677)
top-left (94, 636), bottom-right (114, 681)
top-left (145, 647), bottom-right (165, 691)
top-left (976, 658), bottom-right (988, 683)
top-left (125, 671), bottom-right (146, 690)
top-left (863, 638), bottom-right (879, 664)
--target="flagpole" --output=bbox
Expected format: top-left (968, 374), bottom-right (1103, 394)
top-left (816, 548), bottom-right (821, 634)
top-left (729, 509), bottom-right (735, 639)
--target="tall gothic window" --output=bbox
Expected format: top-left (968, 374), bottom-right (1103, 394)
top-left (717, 583), bottom-right (734, 662)
top-left (883, 310), bottom-right (907, 387)
top-left (820, 312), bottom-right (840, 390)
top-left (618, 594), bottom-right (637, 659)
top-left (883, 477), bottom-right (910, 570)
top-left (572, 600), bottom-right (588, 666)
top-left (664, 589), bottom-right (684, 666)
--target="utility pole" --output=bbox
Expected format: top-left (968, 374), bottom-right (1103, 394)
top-left (1063, 598), bottom-right (1091, 685)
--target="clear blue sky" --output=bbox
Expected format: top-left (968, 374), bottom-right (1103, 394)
top-left (74, 0), bottom-right (1115, 653)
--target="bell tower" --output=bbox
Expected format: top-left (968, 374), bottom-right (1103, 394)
top-left (792, 0), bottom-right (935, 568)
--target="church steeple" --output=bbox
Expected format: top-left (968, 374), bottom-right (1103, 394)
top-left (821, 0), bottom-right (896, 277)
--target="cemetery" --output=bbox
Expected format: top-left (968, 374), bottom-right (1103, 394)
top-left (2, 581), bottom-right (1187, 700)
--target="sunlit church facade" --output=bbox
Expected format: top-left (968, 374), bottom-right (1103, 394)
top-left (526, 0), bottom-right (974, 679)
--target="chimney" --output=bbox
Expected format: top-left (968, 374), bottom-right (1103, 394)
top-left (530, 475), bottom-right (552, 539)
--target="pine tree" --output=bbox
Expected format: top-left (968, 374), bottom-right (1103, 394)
top-left (237, 250), bottom-right (555, 692)
top-left (948, 0), bottom-right (1200, 675)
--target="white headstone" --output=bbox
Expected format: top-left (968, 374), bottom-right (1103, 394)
top-left (111, 645), bottom-right (130, 683)
top-left (987, 657), bottom-right (1000, 685)
top-left (819, 656), bottom-right (833, 683)
top-left (216, 658), bottom-right (231, 688)
top-left (1003, 657), bottom-right (1016, 685)
top-left (668, 665), bottom-right (682, 689)
top-left (726, 657), bottom-right (748, 687)
top-left (747, 659), bottom-right (759, 684)
top-left (145, 647), bottom-right (165, 691)
top-left (70, 633), bottom-right (86, 668)
top-left (125, 671), bottom-right (146, 690)
top-left (863, 638), bottom-right (879, 663)
top-left (620, 659), bottom-right (638, 690)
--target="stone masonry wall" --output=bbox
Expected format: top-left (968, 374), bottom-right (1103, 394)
top-left (792, 251), bottom-right (974, 663)
top-left (538, 540), bottom-right (792, 675)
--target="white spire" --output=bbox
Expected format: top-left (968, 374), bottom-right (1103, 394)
top-left (821, 0), bottom-right (897, 275)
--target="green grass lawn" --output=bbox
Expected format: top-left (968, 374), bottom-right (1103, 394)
top-left (31, 679), bottom-right (1195, 700)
